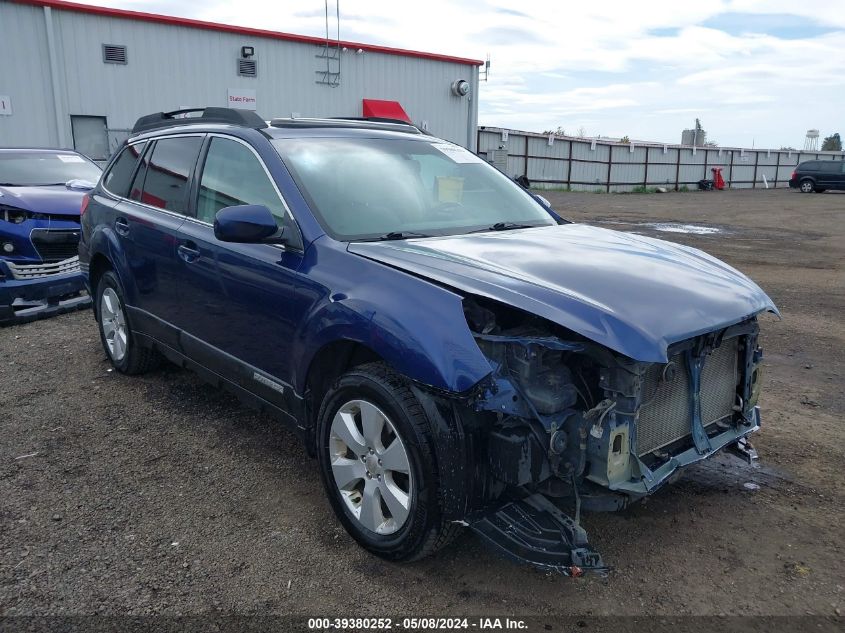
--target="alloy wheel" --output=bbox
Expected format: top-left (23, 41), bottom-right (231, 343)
top-left (800, 180), bottom-right (814, 193)
top-left (328, 399), bottom-right (413, 535)
top-left (100, 287), bottom-right (128, 361)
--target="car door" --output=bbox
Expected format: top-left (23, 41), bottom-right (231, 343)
top-left (173, 134), bottom-right (307, 402)
top-left (838, 162), bottom-right (845, 190)
top-left (114, 134), bottom-right (204, 347)
top-left (816, 161), bottom-right (839, 188)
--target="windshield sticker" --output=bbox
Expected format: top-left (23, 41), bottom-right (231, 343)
top-left (436, 176), bottom-right (464, 203)
top-left (432, 142), bottom-right (485, 164)
top-left (57, 155), bottom-right (86, 163)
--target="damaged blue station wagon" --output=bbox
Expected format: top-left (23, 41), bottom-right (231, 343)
top-left (79, 108), bottom-right (777, 573)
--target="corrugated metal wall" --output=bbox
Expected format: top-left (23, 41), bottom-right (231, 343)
top-left (0, 2), bottom-right (478, 151)
top-left (478, 127), bottom-right (845, 192)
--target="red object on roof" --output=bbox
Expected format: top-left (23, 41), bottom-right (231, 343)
top-left (12, 0), bottom-right (483, 67)
top-left (362, 99), bottom-right (412, 124)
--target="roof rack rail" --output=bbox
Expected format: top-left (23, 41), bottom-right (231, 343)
top-left (268, 117), bottom-right (423, 135)
top-left (131, 107), bottom-right (268, 134)
top-left (332, 117), bottom-right (431, 135)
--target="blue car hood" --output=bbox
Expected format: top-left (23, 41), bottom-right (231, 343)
top-left (348, 224), bottom-right (778, 362)
top-left (0, 185), bottom-right (86, 217)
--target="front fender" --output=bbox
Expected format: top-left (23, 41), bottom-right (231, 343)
top-left (291, 243), bottom-right (493, 394)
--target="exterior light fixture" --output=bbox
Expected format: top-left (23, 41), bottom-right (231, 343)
top-left (241, 46), bottom-right (255, 58)
top-left (451, 79), bottom-right (470, 97)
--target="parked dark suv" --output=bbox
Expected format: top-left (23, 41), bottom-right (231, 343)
top-left (789, 159), bottom-right (845, 193)
top-left (80, 108), bottom-right (776, 573)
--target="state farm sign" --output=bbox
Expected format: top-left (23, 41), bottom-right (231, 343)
top-left (227, 89), bottom-right (257, 110)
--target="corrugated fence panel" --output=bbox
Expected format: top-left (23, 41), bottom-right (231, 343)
top-left (571, 140), bottom-right (610, 162)
top-left (528, 157), bottom-right (568, 184)
top-left (527, 135), bottom-right (568, 159)
top-left (570, 160), bottom-right (609, 190)
top-left (609, 162), bottom-right (645, 192)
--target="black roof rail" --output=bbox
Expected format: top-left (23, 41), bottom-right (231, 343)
top-left (131, 107), bottom-right (267, 134)
top-left (268, 117), bottom-right (423, 135)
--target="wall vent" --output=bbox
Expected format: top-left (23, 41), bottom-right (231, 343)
top-left (237, 58), bottom-right (257, 77)
top-left (102, 44), bottom-right (127, 64)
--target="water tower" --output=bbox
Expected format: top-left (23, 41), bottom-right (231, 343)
top-left (804, 129), bottom-right (819, 151)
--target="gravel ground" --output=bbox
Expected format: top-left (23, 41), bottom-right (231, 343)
top-left (1, 188), bottom-right (843, 621)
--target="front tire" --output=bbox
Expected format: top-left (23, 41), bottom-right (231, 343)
top-left (95, 270), bottom-right (160, 374)
top-left (799, 179), bottom-right (815, 193)
top-left (316, 362), bottom-right (459, 562)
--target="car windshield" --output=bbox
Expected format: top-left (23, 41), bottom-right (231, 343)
top-left (0, 152), bottom-right (101, 187)
top-left (272, 137), bottom-right (557, 240)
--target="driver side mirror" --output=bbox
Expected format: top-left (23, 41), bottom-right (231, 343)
top-left (214, 204), bottom-right (285, 244)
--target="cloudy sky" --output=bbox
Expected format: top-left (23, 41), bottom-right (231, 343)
top-left (83, 0), bottom-right (844, 148)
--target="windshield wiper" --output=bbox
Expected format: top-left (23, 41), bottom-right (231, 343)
top-left (0, 182), bottom-right (64, 187)
top-left (467, 222), bottom-right (542, 234)
top-left (376, 231), bottom-right (433, 241)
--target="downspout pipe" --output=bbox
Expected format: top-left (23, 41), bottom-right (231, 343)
top-left (44, 7), bottom-right (69, 147)
top-left (467, 64), bottom-right (479, 152)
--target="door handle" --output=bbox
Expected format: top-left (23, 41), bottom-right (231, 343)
top-left (114, 218), bottom-right (130, 237)
top-left (177, 242), bottom-right (201, 262)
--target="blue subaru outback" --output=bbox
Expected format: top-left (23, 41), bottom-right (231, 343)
top-left (79, 108), bottom-right (776, 573)
top-left (1, 148), bottom-right (100, 324)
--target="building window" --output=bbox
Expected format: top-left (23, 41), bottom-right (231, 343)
top-left (237, 58), bottom-right (257, 77)
top-left (102, 44), bottom-right (127, 64)
top-left (70, 115), bottom-right (109, 161)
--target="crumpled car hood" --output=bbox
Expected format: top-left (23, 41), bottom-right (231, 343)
top-left (0, 185), bottom-right (85, 217)
top-left (348, 223), bottom-right (778, 362)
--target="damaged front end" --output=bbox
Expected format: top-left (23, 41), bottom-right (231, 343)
top-left (456, 297), bottom-right (765, 575)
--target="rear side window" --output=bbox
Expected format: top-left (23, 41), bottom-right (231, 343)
top-left (134, 136), bottom-right (203, 214)
top-left (196, 137), bottom-right (284, 224)
top-left (102, 142), bottom-right (145, 197)
top-left (801, 162), bottom-right (820, 171)
top-left (129, 146), bottom-right (150, 202)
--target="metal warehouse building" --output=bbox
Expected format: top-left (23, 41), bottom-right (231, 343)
top-left (0, 0), bottom-right (481, 160)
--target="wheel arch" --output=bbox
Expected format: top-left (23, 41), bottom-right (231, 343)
top-left (302, 339), bottom-right (384, 455)
top-left (87, 226), bottom-right (137, 306)
top-left (88, 252), bottom-right (113, 315)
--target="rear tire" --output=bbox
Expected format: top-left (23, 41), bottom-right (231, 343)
top-left (316, 362), bottom-right (459, 562)
top-left (95, 270), bottom-right (160, 375)
top-left (799, 179), bottom-right (815, 193)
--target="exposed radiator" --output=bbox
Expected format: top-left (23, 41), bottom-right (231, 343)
top-left (636, 337), bottom-right (739, 456)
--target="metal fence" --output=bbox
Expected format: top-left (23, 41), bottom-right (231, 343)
top-left (477, 126), bottom-right (845, 192)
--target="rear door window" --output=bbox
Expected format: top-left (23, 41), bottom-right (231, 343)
top-left (819, 162), bottom-right (840, 174)
top-left (135, 136), bottom-right (203, 214)
top-left (102, 142), bottom-right (146, 197)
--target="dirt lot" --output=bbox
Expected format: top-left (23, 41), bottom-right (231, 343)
top-left (1, 188), bottom-right (843, 621)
